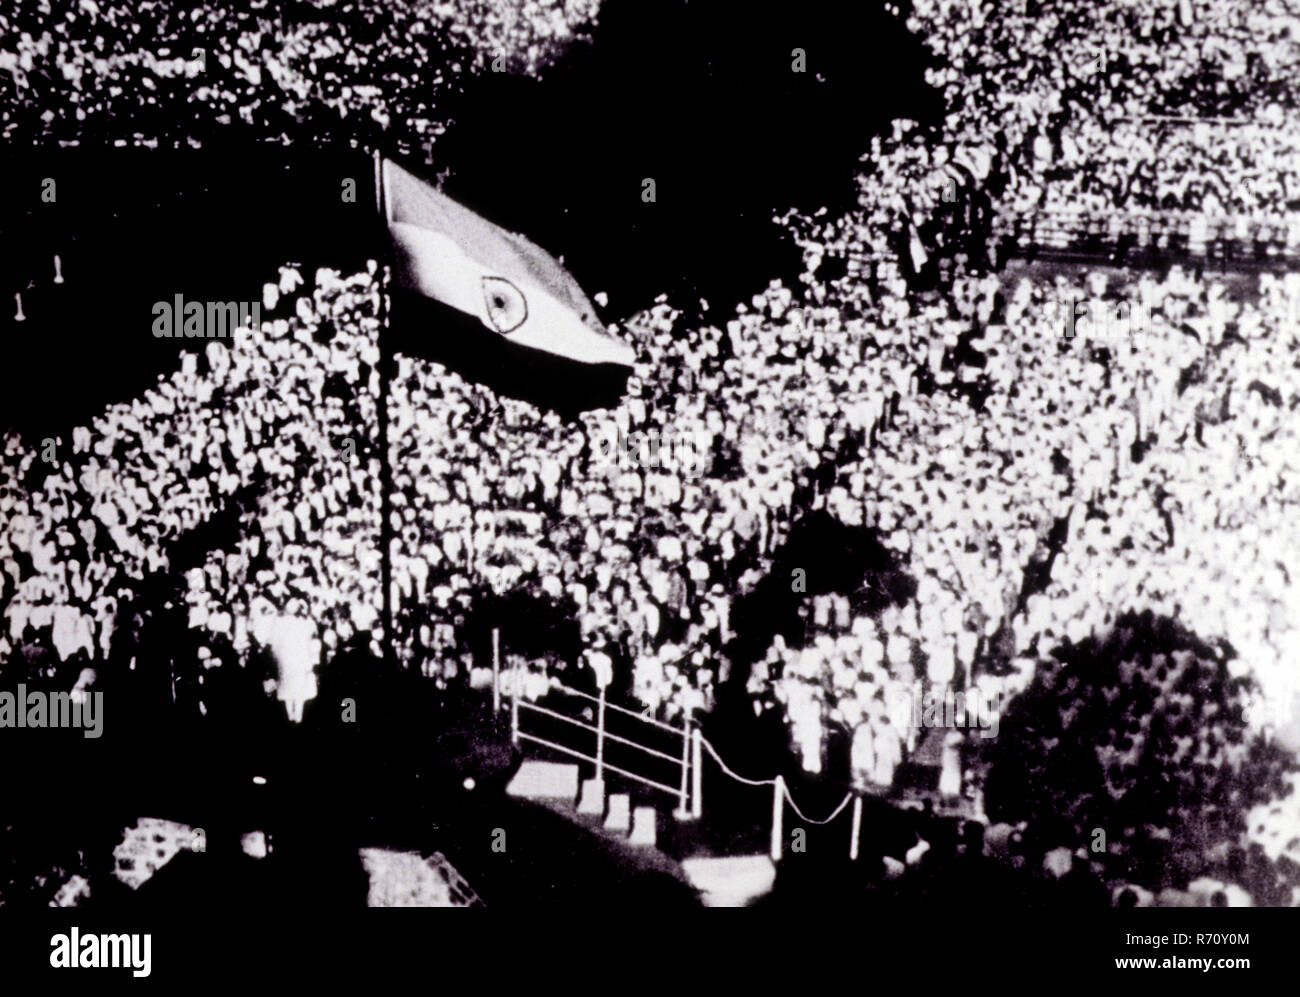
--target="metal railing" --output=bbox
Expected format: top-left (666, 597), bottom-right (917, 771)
top-left (495, 630), bottom-right (702, 819)
top-left (992, 209), bottom-right (1300, 261)
top-left (489, 629), bottom-right (904, 862)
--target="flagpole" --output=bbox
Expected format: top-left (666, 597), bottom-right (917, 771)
top-left (374, 150), bottom-right (396, 671)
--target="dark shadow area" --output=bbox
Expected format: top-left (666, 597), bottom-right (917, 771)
top-left (0, 144), bottom-right (378, 442)
top-left (434, 0), bottom-right (941, 315)
top-left (722, 509), bottom-right (918, 680)
top-left (0, 618), bottom-right (699, 907)
top-left (450, 585), bottom-right (583, 673)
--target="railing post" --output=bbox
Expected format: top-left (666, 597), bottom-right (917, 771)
top-left (691, 727), bottom-right (702, 819)
top-left (849, 794), bottom-right (863, 861)
top-left (595, 684), bottom-right (606, 782)
top-left (491, 627), bottom-right (501, 713)
top-left (770, 776), bottom-right (784, 862)
top-left (674, 708), bottom-right (691, 819)
top-left (510, 656), bottom-right (520, 746)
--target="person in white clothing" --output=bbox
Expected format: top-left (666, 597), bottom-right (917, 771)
top-left (251, 608), bottom-right (320, 724)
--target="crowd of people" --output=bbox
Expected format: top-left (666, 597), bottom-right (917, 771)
top-left (3, 0), bottom-right (1300, 902)
top-left (859, 0), bottom-right (1300, 271)
top-left (9, 243), bottom-right (1296, 896)
top-left (0, 0), bottom-right (596, 149)
top-left (0, 265), bottom-right (387, 705)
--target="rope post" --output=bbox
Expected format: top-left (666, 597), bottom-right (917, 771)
top-left (674, 708), bottom-right (691, 820)
top-left (849, 794), bottom-right (863, 861)
top-left (595, 683), bottom-right (606, 782)
top-left (510, 655), bottom-right (520, 746)
top-left (770, 775), bottom-right (784, 862)
top-left (491, 627), bottom-right (501, 714)
top-left (691, 727), bottom-right (703, 819)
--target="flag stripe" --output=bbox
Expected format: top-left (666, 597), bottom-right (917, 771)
top-left (379, 157), bottom-right (632, 367)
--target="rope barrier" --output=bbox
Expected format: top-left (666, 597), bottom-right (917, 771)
top-left (697, 735), bottom-right (777, 788)
top-left (783, 786), bottom-right (855, 826)
top-left (513, 659), bottom-right (861, 831)
top-left (698, 734), bottom-right (855, 825)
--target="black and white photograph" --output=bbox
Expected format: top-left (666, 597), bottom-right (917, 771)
top-left (0, 0), bottom-right (1296, 971)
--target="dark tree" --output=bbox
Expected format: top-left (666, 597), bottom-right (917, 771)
top-left (984, 610), bottom-right (1296, 889)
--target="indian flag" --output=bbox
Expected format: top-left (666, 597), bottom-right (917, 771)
top-left (377, 156), bottom-right (635, 367)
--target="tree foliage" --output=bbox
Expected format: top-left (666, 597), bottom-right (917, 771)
top-left (985, 610), bottom-right (1296, 887)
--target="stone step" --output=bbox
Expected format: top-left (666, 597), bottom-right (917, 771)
top-left (603, 793), bottom-right (631, 833)
top-left (505, 760), bottom-right (580, 803)
top-left (629, 806), bottom-right (657, 846)
top-left (576, 777), bottom-right (606, 816)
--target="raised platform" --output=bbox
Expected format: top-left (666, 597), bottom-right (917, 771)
top-left (680, 855), bottom-right (777, 907)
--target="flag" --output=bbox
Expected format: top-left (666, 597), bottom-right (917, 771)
top-left (377, 156), bottom-right (635, 367)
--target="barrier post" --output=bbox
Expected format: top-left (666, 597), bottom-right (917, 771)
top-left (491, 627), bottom-right (501, 713)
top-left (770, 776), bottom-right (784, 862)
top-left (850, 794), bottom-right (863, 861)
top-left (674, 708), bottom-right (691, 819)
top-left (595, 683), bottom-right (606, 782)
top-left (691, 727), bottom-right (703, 819)
top-left (510, 656), bottom-right (520, 746)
